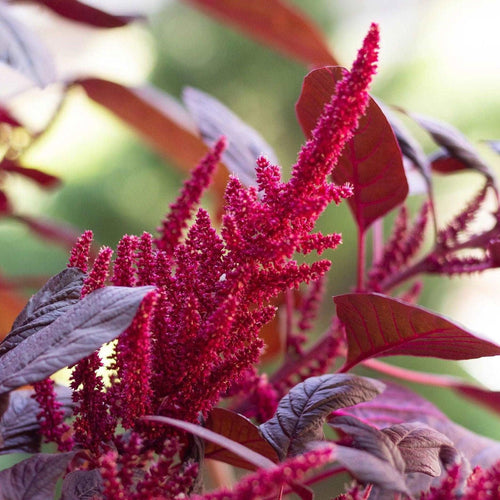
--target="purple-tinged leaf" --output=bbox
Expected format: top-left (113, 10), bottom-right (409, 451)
top-left (185, 0), bottom-right (338, 67)
top-left (61, 469), bottom-right (103, 500)
top-left (0, 386), bottom-right (72, 454)
top-left (0, 452), bottom-right (74, 500)
top-left (484, 140), bottom-right (500, 155)
top-left (0, 3), bottom-right (56, 87)
top-left (335, 293), bottom-right (500, 372)
top-left (0, 106), bottom-right (22, 127)
top-left (143, 415), bottom-right (276, 470)
top-left (13, 0), bottom-right (141, 28)
top-left (0, 285), bottom-right (154, 393)
top-left (205, 408), bottom-right (279, 470)
top-left (0, 268), bottom-right (86, 356)
top-left (183, 87), bottom-right (278, 188)
top-left (259, 374), bottom-right (385, 460)
top-left (0, 158), bottom-right (60, 188)
top-left (408, 112), bottom-right (495, 182)
top-left (296, 66), bottom-right (408, 230)
top-left (381, 422), bottom-right (455, 476)
top-left (338, 382), bottom-right (500, 469)
top-left (430, 149), bottom-right (470, 174)
top-left (10, 214), bottom-right (90, 251)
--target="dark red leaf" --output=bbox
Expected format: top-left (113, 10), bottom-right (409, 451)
top-left (0, 285), bottom-right (154, 393)
top-left (11, 214), bottom-right (88, 251)
top-left (296, 67), bottom-right (408, 230)
top-left (0, 190), bottom-right (11, 214)
top-left (0, 106), bottom-right (22, 127)
top-left (0, 268), bottom-right (86, 356)
top-left (183, 87), bottom-right (278, 187)
top-left (76, 78), bottom-right (211, 172)
top-left (13, 0), bottom-right (141, 28)
top-left (335, 293), bottom-right (500, 372)
top-left (143, 415), bottom-right (276, 470)
top-left (185, 0), bottom-right (338, 67)
top-left (0, 158), bottom-right (60, 187)
top-left (205, 408), bottom-right (279, 470)
top-left (0, 452), bottom-right (74, 500)
top-left (430, 149), bottom-right (470, 174)
top-left (259, 374), bottom-right (385, 460)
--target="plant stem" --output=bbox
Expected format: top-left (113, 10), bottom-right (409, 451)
top-left (357, 227), bottom-right (366, 291)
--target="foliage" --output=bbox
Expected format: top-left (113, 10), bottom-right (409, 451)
top-left (0, 1), bottom-right (499, 499)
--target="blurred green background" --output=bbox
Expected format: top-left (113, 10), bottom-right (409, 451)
top-left (1, 0), bottom-right (500, 463)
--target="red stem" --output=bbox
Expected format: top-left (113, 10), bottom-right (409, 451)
top-left (357, 227), bottom-right (366, 291)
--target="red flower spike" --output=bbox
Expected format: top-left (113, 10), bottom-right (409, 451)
top-left (68, 230), bottom-right (93, 272)
top-left (192, 444), bottom-right (335, 500)
top-left (155, 137), bottom-right (226, 256)
top-left (81, 246), bottom-right (113, 298)
top-left (136, 232), bottom-right (156, 286)
top-left (32, 378), bottom-right (73, 451)
top-left (112, 234), bottom-right (140, 287)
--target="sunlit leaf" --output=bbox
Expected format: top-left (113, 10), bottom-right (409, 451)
top-left (185, 0), bottom-right (338, 67)
top-left (335, 293), bottom-right (500, 371)
top-left (296, 66), bottom-right (408, 230)
top-left (205, 408), bottom-right (279, 469)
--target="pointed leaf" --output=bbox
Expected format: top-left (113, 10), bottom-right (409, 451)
top-left (0, 3), bottom-right (56, 87)
top-left (16, 0), bottom-right (141, 28)
top-left (144, 415), bottom-right (276, 470)
top-left (185, 0), bottom-right (338, 67)
top-left (0, 158), bottom-right (60, 188)
top-left (0, 285), bottom-right (154, 393)
top-left (381, 422), bottom-right (454, 476)
top-left (0, 452), bottom-right (74, 500)
top-left (409, 112), bottom-right (495, 182)
top-left (259, 374), bottom-right (385, 460)
top-left (484, 140), bottom-right (500, 155)
top-left (0, 268), bottom-right (86, 356)
top-left (61, 469), bottom-right (103, 500)
top-left (0, 386), bottom-right (72, 454)
top-left (205, 408), bottom-right (279, 470)
top-left (183, 87), bottom-right (278, 187)
top-left (75, 78), bottom-right (210, 172)
top-left (296, 66), bottom-right (408, 230)
top-left (338, 381), bottom-right (500, 468)
top-left (335, 293), bottom-right (500, 372)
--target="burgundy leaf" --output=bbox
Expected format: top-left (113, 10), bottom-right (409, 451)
top-left (143, 415), bottom-right (276, 470)
top-left (335, 293), bottom-right (500, 371)
top-left (0, 190), bottom-right (11, 214)
top-left (409, 112), bottom-right (495, 182)
top-left (0, 106), bottom-right (22, 127)
top-left (0, 452), bottom-right (74, 500)
top-left (0, 386), bottom-right (72, 454)
top-left (430, 149), bottom-right (470, 174)
top-left (0, 3), bottom-right (55, 87)
top-left (13, 0), bottom-right (140, 28)
top-left (296, 66), bottom-right (408, 230)
top-left (61, 469), bottom-right (103, 500)
top-left (185, 0), bottom-right (338, 67)
top-left (0, 285), bottom-right (154, 393)
top-left (205, 407), bottom-right (279, 470)
top-left (259, 374), bottom-right (385, 460)
top-left (11, 214), bottom-right (89, 251)
top-left (183, 87), bottom-right (278, 187)
top-left (338, 382), bottom-right (500, 469)
top-left (0, 267), bottom-right (86, 356)
top-left (453, 384), bottom-right (500, 415)
top-left (0, 158), bottom-right (60, 188)
top-left (75, 78), bottom-right (211, 172)
top-left (381, 422), bottom-right (455, 476)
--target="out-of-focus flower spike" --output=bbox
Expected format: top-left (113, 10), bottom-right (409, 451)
top-left (155, 137), bottom-right (226, 256)
top-left (111, 234), bottom-right (139, 287)
top-left (298, 274), bottom-right (326, 332)
top-left (68, 230), bottom-right (93, 272)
